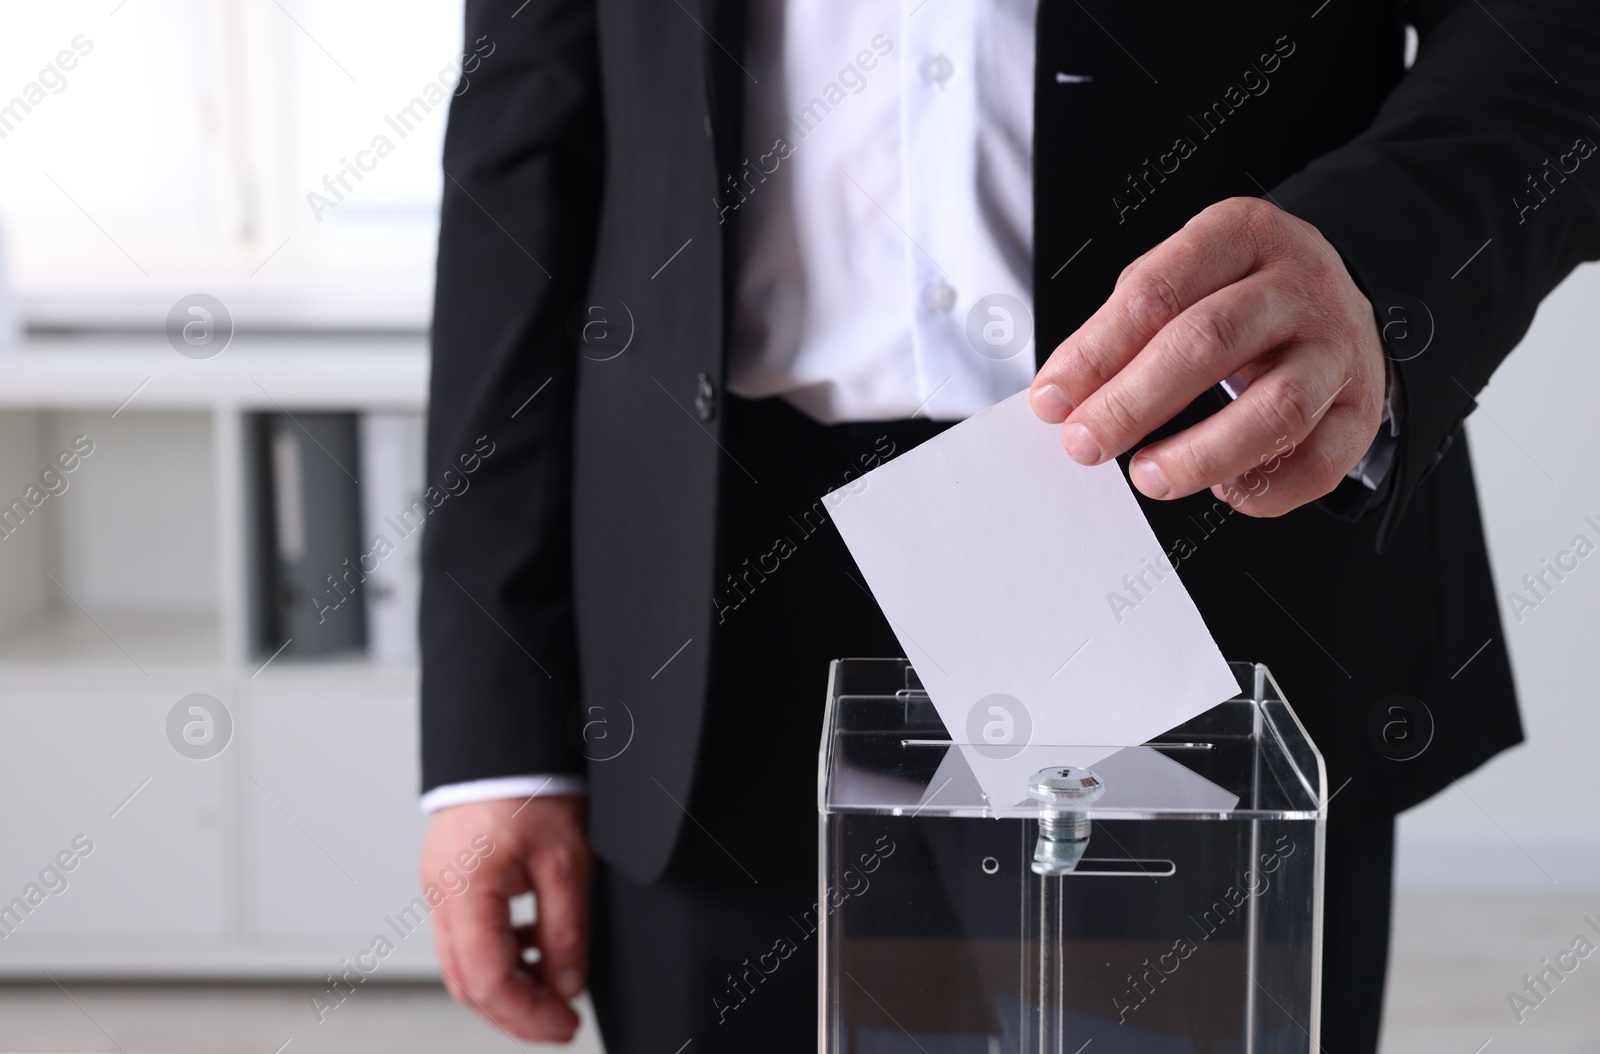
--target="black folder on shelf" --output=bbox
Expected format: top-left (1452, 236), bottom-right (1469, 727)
top-left (264, 412), bottom-right (366, 658)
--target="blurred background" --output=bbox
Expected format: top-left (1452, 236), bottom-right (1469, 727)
top-left (0, 2), bottom-right (1595, 1051)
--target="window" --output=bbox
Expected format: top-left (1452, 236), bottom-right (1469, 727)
top-left (0, 0), bottom-right (465, 328)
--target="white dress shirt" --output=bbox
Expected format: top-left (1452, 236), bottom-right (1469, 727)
top-left (424, 0), bottom-right (1041, 812)
top-left (422, 0), bottom-right (1395, 813)
top-left (726, 0), bottom-right (1040, 422)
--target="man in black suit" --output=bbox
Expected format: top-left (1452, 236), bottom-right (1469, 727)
top-left (416, 1), bottom-right (1600, 1051)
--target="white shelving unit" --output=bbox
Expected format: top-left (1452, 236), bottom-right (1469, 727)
top-left (0, 333), bottom-right (441, 979)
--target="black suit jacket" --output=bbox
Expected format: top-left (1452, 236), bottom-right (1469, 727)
top-left (422, 0), bottom-right (1600, 883)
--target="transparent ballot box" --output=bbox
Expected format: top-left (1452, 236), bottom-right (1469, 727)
top-left (818, 659), bottom-right (1326, 1054)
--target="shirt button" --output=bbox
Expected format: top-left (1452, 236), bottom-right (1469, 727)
top-left (924, 281), bottom-right (957, 314)
top-left (921, 54), bottom-right (954, 85)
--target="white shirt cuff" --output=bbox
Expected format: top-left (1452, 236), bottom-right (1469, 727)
top-left (1345, 357), bottom-right (1402, 491)
top-left (420, 774), bottom-right (588, 813)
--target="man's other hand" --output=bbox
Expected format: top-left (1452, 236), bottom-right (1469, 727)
top-left (1030, 197), bottom-right (1387, 516)
top-left (421, 796), bottom-right (592, 1043)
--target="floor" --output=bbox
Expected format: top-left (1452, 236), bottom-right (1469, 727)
top-left (0, 980), bottom-right (608, 1054)
top-left (1377, 889), bottom-right (1600, 1053)
top-left (1, 890), bottom-right (1596, 1052)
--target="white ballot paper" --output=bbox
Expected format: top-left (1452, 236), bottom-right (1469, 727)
top-left (823, 390), bottom-right (1241, 808)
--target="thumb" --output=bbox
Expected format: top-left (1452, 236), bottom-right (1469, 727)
top-left (529, 837), bottom-right (592, 1000)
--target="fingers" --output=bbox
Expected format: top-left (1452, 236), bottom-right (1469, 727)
top-left (528, 830), bottom-right (593, 1002)
top-left (1029, 195), bottom-right (1387, 515)
top-left (1031, 199), bottom-right (1265, 422)
top-left (1053, 275), bottom-right (1296, 469)
top-left (1208, 402), bottom-right (1379, 517)
top-left (433, 906), bottom-right (466, 1003)
top-left (421, 800), bottom-right (593, 1044)
top-left (1126, 351), bottom-right (1359, 504)
top-left (444, 864), bottom-right (581, 1042)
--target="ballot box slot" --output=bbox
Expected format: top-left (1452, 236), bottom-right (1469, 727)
top-left (894, 738), bottom-right (1224, 751)
top-left (1043, 857), bottom-right (1176, 878)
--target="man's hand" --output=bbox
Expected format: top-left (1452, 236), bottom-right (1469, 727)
top-left (421, 796), bottom-right (593, 1043)
top-left (1030, 197), bottom-right (1387, 516)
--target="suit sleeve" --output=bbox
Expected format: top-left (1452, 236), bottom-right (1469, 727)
top-left (1271, 0), bottom-right (1600, 550)
top-left (419, 0), bottom-right (603, 793)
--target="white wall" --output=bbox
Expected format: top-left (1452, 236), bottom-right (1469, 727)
top-left (1397, 262), bottom-right (1600, 890)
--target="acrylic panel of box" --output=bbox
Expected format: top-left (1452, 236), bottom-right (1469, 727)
top-left (818, 659), bottom-right (1326, 1054)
